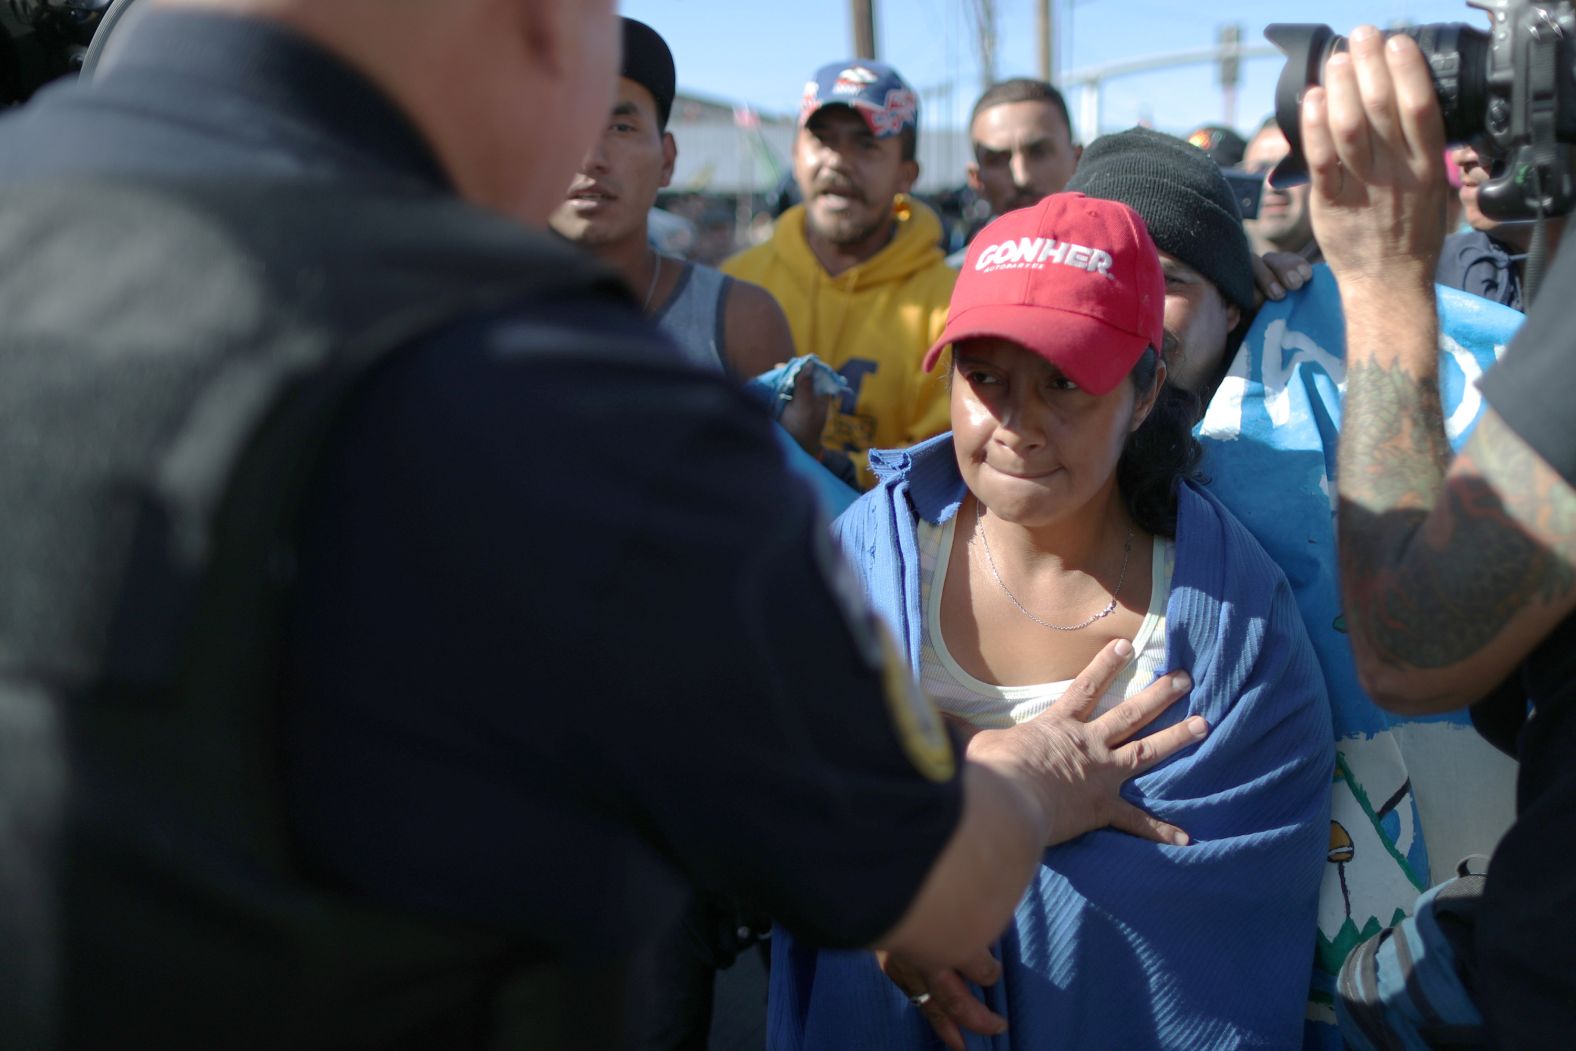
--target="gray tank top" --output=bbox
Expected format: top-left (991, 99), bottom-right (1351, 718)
top-left (654, 261), bottom-right (732, 374)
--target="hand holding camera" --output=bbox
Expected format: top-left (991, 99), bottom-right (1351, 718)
top-left (1269, 2), bottom-right (1576, 225)
top-left (1301, 27), bottom-right (1449, 297)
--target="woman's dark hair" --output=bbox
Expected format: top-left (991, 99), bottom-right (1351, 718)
top-left (1118, 344), bottom-right (1203, 539)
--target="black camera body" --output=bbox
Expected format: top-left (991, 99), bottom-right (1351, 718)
top-left (1270, 0), bottom-right (1576, 221)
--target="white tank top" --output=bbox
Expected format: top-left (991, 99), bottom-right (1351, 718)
top-left (916, 513), bottom-right (1175, 729)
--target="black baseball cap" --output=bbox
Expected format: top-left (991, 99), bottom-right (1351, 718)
top-left (621, 17), bottom-right (676, 130)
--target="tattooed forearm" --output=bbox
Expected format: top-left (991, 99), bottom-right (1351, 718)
top-left (1339, 358), bottom-right (1453, 513)
top-left (1341, 408), bottom-right (1576, 670)
top-left (1339, 356), bottom-right (1447, 668)
top-left (1343, 482), bottom-right (1567, 666)
top-left (1455, 420), bottom-right (1576, 615)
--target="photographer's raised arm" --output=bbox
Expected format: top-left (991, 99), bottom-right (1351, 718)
top-left (1306, 28), bottom-right (1576, 714)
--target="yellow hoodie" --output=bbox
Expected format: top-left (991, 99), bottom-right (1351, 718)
top-left (723, 195), bottom-right (956, 489)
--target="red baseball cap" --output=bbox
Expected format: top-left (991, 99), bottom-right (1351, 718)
top-left (923, 193), bottom-right (1165, 396)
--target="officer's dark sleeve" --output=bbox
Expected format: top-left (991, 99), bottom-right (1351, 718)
top-left (580, 362), bottom-right (961, 948)
top-left (284, 299), bottom-right (962, 953)
top-left (1478, 235), bottom-right (1576, 488)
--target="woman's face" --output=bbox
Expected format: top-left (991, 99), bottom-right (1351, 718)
top-left (951, 339), bottom-right (1160, 529)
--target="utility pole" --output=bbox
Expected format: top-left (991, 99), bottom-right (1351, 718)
top-left (975, 0), bottom-right (997, 92)
top-left (1217, 23), bottom-right (1241, 129)
top-left (1037, 0), bottom-right (1054, 83)
top-left (852, 0), bottom-right (877, 59)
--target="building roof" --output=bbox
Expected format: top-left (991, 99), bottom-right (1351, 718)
top-left (666, 91), bottom-right (972, 196)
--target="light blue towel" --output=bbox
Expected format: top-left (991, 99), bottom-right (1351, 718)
top-left (745, 355), bottom-right (852, 420)
top-left (747, 356), bottom-right (858, 518)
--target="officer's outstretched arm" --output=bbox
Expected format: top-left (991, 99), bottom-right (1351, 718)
top-left (874, 640), bottom-right (1202, 971)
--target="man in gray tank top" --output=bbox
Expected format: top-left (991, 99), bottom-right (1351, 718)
top-left (549, 18), bottom-right (828, 455)
top-left (548, 20), bottom-right (834, 453)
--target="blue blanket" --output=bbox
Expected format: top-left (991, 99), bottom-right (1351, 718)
top-left (1196, 270), bottom-right (1524, 1044)
top-left (768, 437), bottom-right (1333, 1050)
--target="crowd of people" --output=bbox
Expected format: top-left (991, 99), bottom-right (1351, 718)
top-left (0, 2), bottom-right (1571, 1050)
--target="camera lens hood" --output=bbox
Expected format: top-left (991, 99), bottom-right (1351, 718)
top-left (1265, 23), bottom-right (1338, 190)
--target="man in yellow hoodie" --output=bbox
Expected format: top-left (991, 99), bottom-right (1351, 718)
top-left (723, 61), bottom-right (955, 488)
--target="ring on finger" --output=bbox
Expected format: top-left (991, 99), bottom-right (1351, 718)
top-left (908, 992), bottom-right (933, 1006)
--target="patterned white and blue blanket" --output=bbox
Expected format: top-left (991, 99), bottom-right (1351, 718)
top-left (1198, 268), bottom-right (1524, 1045)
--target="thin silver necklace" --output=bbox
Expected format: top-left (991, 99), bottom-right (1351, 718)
top-left (641, 250), bottom-right (663, 313)
top-left (974, 500), bottom-right (1134, 632)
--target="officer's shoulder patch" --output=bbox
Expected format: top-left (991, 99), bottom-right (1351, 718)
top-left (871, 619), bottom-right (956, 782)
top-left (811, 525), bottom-right (956, 783)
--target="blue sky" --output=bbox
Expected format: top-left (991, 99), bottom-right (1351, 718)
top-left (620, 0), bottom-right (1488, 138)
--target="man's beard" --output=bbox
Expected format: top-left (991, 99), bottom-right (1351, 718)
top-left (1249, 196), bottom-right (1309, 245)
top-left (806, 200), bottom-right (889, 248)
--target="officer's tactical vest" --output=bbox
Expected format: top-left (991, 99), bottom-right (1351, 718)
top-left (0, 180), bottom-right (637, 1050)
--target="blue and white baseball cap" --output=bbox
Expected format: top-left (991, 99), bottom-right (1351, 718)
top-left (799, 61), bottom-right (919, 139)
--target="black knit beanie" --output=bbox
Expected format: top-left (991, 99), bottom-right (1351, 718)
top-left (1066, 126), bottom-right (1256, 312)
top-left (622, 17), bottom-right (676, 130)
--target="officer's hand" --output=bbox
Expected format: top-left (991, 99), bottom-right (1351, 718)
top-left (1252, 250), bottom-right (1313, 304)
top-left (967, 639), bottom-right (1204, 848)
top-left (1302, 26), bottom-right (1447, 293)
top-left (876, 948), bottom-right (1005, 1051)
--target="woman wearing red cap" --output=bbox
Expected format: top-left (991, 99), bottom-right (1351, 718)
top-left (768, 193), bottom-right (1333, 1050)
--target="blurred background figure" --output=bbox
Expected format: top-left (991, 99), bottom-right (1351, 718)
top-left (1186, 123), bottom-right (1247, 168)
top-left (1242, 116), bottom-right (1321, 263)
top-left (945, 77), bottom-right (1081, 265)
top-left (1442, 146), bottom-right (1464, 235)
top-left (966, 78), bottom-right (1080, 221)
top-left (1435, 142), bottom-right (1566, 312)
top-left (723, 59), bottom-right (955, 489)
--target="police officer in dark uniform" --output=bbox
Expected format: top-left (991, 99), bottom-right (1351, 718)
top-left (0, 2), bottom-right (1206, 1048)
